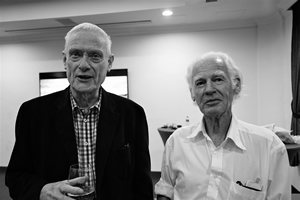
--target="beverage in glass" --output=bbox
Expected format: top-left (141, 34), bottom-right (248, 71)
top-left (67, 164), bottom-right (96, 200)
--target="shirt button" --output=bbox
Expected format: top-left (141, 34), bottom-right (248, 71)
top-left (83, 119), bottom-right (88, 123)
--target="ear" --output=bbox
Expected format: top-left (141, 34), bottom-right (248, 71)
top-left (233, 78), bottom-right (241, 95)
top-left (189, 87), bottom-right (195, 102)
top-left (107, 54), bottom-right (114, 72)
top-left (62, 51), bottom-right (67, 70)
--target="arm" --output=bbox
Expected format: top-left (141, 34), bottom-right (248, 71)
top-left (133, 106), bottom-right (154, 199)
top-left (6, 100), bottom-right (77, 200)
top-left (266, 143), bottom-right (291, 199)
top-left (154, 136), bottom-right (175, 199)
top-left (5, 103), bottom-right (47, 199)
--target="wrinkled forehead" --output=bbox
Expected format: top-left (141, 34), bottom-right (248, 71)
top-left (192, 56), bottom-right (229, 77)
top-left (66, 30), bottom-right (107, 51)
top-left (202, 56), bottom-right (225, 68)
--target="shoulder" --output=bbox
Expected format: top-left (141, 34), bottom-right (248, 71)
top-left (106, 91), bottom-right (144, 109)
top-left (238, 120), bottom-right (273, 138)
top-left (104, 91), bottom-right (146, 119)
top-left (167, 123), bottom-right (200, 146)
top-left (237, 120), bottom-right (285, 150)
top-left (173, 124), bottom-right (199, 138)
top-left (20, 90), bottom-right (65, 110)
top-left (108, 92), bottom-right (138, 106)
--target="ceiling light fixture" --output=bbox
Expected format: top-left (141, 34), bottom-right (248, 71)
top-left (162, 10), bottom-right (173, 16)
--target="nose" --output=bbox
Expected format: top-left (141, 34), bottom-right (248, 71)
top-left (204, 80), bottom-right (215, 94)
top-left (78, 53), bottom-right (90, 71)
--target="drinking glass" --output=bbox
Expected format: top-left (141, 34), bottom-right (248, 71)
top-left (67, 163), bottom-right (96, 200)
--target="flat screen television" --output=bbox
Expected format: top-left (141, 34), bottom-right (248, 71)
top-left (39, 69), bottom-right (128, 98)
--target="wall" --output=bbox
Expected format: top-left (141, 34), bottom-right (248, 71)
top-left (0, 20), bottom-right (293, 170)
top-left (256, 11), bottom-right (293, 127)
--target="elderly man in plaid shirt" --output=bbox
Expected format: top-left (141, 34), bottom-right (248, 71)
top-left (6, 23), bottom-right (153, 200)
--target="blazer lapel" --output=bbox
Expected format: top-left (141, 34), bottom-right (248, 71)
top-left (51, 87), bottom-right (78, 166)
top-left (95, 89), bottom-right (119, 184)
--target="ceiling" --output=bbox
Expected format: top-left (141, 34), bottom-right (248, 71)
top-left (0, 0), bottom-right (297, 42)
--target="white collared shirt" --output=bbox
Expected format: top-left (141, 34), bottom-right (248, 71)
top-left (155, 116), bottom-right (291, 200)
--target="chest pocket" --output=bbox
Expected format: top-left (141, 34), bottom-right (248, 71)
top-left (227, 181), bottom-right (265, 200)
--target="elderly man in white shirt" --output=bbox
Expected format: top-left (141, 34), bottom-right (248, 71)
top-left (155, 52), bottom-right (291, 200)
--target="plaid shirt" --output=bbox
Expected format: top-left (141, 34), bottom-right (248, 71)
top-left (70, 89), bottom-right (102, 183)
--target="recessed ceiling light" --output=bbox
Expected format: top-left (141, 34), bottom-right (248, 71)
top-left (162, 10), bottom-right (173, 16)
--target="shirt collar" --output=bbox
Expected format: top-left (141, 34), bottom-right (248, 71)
top-left (70, 88), bottom-right (102, 112)
top-left (186, 115), bottom-right (246, 150)
top-left (186, 121), bottom-right (203, 139)
top-left (226, 115), bottom-right (246, 150)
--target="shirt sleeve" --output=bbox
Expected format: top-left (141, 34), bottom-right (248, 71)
top-left (155, 137), bottom-right (176, 199)
top-left (266, 140), bottom-right (291, 200)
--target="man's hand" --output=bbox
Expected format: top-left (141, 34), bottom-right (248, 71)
top-left (40, 176), bottom-right (87, 200)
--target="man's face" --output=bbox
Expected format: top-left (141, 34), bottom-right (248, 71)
top-left (63, 30), bottom-right (113, 96)
top-left (191, 58), bottom-right (235, 118)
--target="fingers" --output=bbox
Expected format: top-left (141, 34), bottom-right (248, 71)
top-left (40, 181), bottom-right (70, 200)
top-left (68, 176), bottom-right (88, 186)
top-left (65, 177), bottom-right (88, 196)
top-left (61, 183), bottom-right (84, 196)
top-left (40, 180), bottom-right (85, 200)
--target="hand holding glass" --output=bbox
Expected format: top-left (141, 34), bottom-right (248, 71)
top-left (67, 164), bottom-right (96, 200)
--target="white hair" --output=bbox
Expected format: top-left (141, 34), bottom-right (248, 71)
top-left (186, 51), bottom-right (243, 102)
top-left (64, 22), bottom-right (112, 54)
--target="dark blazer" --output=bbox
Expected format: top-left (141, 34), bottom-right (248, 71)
top-left (5, 87), bottom-right (153, 200)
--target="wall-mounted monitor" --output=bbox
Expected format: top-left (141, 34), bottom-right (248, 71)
top-left (39, 69), bottom-right (128, 98)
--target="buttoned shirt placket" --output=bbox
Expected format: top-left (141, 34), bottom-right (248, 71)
top-left (70, 90), bottom-right (102, 185)
top-left (204, 133), bottom-right (224, 200)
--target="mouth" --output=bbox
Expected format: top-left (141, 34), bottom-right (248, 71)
top-left (76, 75), bottom-right (92, 80)
top-left (205, 99), bottom-right (221, 105)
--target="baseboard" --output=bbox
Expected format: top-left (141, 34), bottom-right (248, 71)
top-left (150, 171), bottom-right (160, 185)
top-left (150, 171), bottom-right (160, 178)
top-left (0, 167), bottom-right (7, 173)
top-left (292, 194), bottom-right (300, 200)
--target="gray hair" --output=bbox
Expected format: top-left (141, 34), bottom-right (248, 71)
top-left (64, 22), bottom-right (112, 54)
top-left (186, 52), bottom-right (243, 101)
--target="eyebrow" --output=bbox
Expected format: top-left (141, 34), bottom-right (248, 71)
top-left (193, 70), bottom-right (226, 79)
top-left (68, 48), bottom-right (82, 53)
top-left (68, 48), bottom-right (103, 54)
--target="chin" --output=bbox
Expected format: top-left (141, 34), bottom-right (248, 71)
top-left (72, 85), bottom-right (97, 94)
top-left (202, 108), bottom-right (223, 116)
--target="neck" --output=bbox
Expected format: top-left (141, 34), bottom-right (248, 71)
top-left (203, 112), bottom-right (232, 147)
top-left (71, 88), bottom-right (100, 108)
